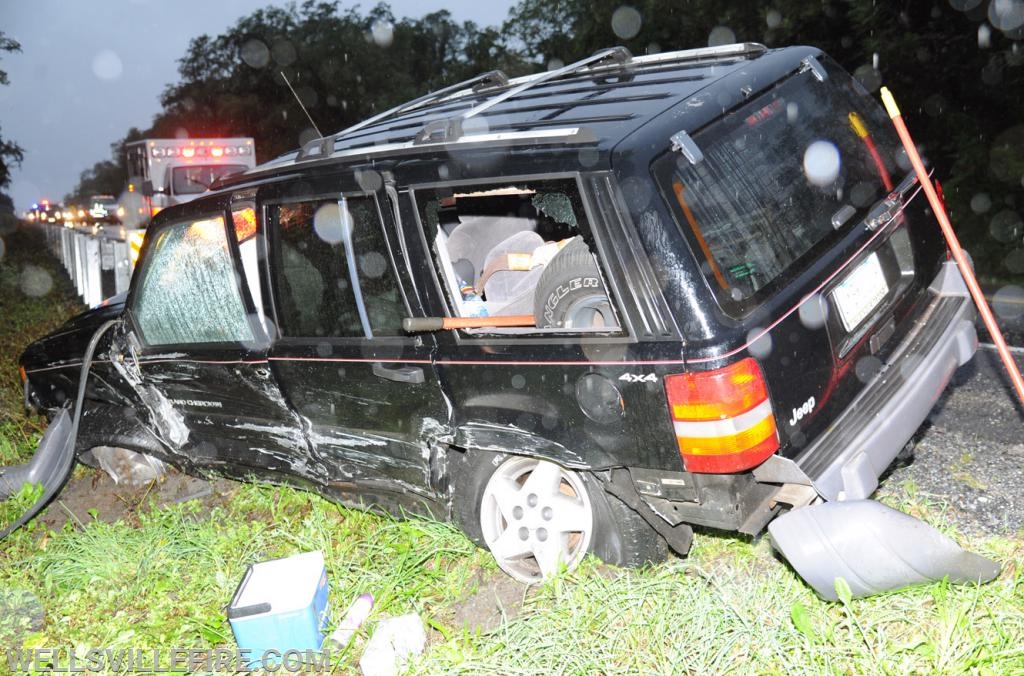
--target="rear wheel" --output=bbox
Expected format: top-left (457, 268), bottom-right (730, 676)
top-left (452, 451), bottom-right (667, 583)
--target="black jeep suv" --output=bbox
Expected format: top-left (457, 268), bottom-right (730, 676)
top-left (21, 44), bottom-right (976, 583)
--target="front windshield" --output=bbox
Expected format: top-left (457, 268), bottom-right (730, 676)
top-left (171, 164), bottom-right (248, 195)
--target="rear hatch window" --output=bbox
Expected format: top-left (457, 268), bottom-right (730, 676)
top-left (655, 58), bottom-right (904, 316)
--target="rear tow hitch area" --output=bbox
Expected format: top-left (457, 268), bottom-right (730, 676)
top-left (768, 499), bottom-right (1000, 600)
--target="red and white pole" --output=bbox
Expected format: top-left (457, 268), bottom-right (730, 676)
top-left (880, 87), bottom-right (1024, 406)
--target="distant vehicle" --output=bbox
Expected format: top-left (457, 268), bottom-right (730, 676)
top-left (27, 200), bottom-right (65, 224)
top-left (119, 138), bottom-right (256, 231)
top-left (88, 195), bottom-right (120, 224)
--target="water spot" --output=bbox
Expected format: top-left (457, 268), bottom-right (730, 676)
top-left (1004, 248), bottom-right (1024, 274)
top-left (855, 356), bottom-right (883, 383)
top-left (313, 202), bottom-right (352, 244)
top-left (894, 147), bottom-right (912, 172)
top-left (462, 116), bottom-right (490, 136)
top-left (646, 42), bottom-right (661, 55)
top-left (511, 374), bottom-right (527, 389)
top-left (803, 141), bottom-right (841, 187)
top-left (316, 342), bottom-right (332, 357)
top-left (547, 58), bottom-right (565, 71)
top-left (923, 94), bottom-right (946, 117)
top-left (92, 50), bottom-right (123, 80)
top-left (747, 328), bottom-right (773, 358)
top-left (798, 293), bottom-right (829, 329)
top-left (853, 64), bottom-right (882, 92)
top-left (971, 193), bottom-right (992, 214)
top-left (850, 182), bottom-right (877, 208)
top-left (20, 264), bottom-right (54, 297)
top-left (898, 355), bottom-right (924, 382)
top-left (437, 164), bottom-right (450, 180)
top-left (578, 148), bottom-right (600, 168)
top-left (786, 102), bottom-right (799, 123)
top-left (989, 209), bottom-right (1023, 243)
top-left (611, 6), bottom-right (642, 39)
top-left (766, 9), bottom-right (783, 29)
top-left (582, 341), bottom-right (627, 363)
top-left (708, 26), bottom-right (736, 47)
top-left (241, 39), bottom-right (270, 68)
top-left (989, 0), bottom-right (1024, 31)
top-left (355, 169), bottom-right (383, 192)
top-left (992, 285), bottom-right (1024, 320)
top-left (296, 85), bottom-right (318, 108)
top-left (272, 40), bottom-right (297, 67)
top-left (174, 127), bottom-right (189, 139)
top-left (979, 23), bottom-right (993, 48)
top-left (359, 251), bottom-right (387, 278)
top-left (298, 127), bottom-right (320, 147)
top-left (337, 366), bottom-right (347, 379)
top-left (949, 0), bottom-right (983, 12)
top-left (0, 588), bottom-right (45, 644)
top-left (0, 237), bottom-right (5, 261)
top-left (370, 19), bottom-right (394, 47)
top-left (620, 176), bottom-right (653, 211)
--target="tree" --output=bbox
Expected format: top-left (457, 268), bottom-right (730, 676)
top-left (65, 128), bottom-right (147, 204)
top-left (0, 31), bottom-right (25, 194)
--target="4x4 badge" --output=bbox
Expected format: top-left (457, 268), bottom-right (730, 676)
top-left (618, 373), bottom-right (658, 384)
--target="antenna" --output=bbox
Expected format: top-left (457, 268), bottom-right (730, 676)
top-left (280, 70), bottom-right (323, 138)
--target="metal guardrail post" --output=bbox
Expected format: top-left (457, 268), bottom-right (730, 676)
top-left (84, 236), bottom-right (101, 307)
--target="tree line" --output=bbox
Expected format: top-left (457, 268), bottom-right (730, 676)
top-left (66, 0), bottom-right (1024, 281)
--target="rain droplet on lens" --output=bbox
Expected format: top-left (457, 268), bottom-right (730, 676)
top-left (855, 356), bottom-right (884, 383)
top-left (747, 328), bottom-right (773, 358)
top-left (20, 265), bottom-right (54, 297)
top-left (92, 50), bottom-right (123, 81)
top-left (241, 39), bottom-right (271, 68)
top-left (979, 23), bottom-right (993, 48)
top-left (803, 141), bottom-right (841, 187)
top-left (708, 26), bottom-right (736, 47)
top-left (971, 193), bottom-right (992, 214)
top-left (313, 202), bottom-right (350, 244)
top-left (992, 285), bottom-right (1024, 320)
top-left (0, 237), bottom-right (5, 261)
top-left (547, 58), bottom-right (565, 71)
top-left (853, 64), bottom-right (882, 92)
top-left (611, 6), bottom-right (642, 39)
top-left (766, 9), bottom-right (783, 29)
top-left (798, 293), bottom-right (829, 329)
top-left (511, 374), bottom-right (527, 389)
top-left (272, 40), bottom-right (297, 67)
top-left (989, 209), bottom-right (1023, 243)
top-left (989, 0), bottom-right (1024, 32)
top-left (370, 19), bottom-right (395, 47)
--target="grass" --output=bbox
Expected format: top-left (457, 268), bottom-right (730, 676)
top-left (1, 222), bottom-right (1023, 673)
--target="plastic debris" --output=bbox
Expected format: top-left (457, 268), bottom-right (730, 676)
top-left (359, 613), bottom-right (426, 676)
top-left (328, 592), bottom-right (374, 650)
top-left (90, 446), bottom-right (168, 486)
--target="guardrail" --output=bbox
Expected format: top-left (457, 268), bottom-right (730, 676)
top-left (43, 223), bottom-right (134, 307)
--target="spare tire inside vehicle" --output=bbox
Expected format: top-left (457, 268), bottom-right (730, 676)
top-left (534, 237), bottom-right (617, 329)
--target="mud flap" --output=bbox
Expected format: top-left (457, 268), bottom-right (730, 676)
top-left (768, 500), bottom-right (1000, 601)
top-left (0, 409), bottom-right (76, 540)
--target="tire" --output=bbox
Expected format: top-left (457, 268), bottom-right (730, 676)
top-left (533, 237), bottom-right (616, 329)
top-left (451, 451), bottom-right (667, 583)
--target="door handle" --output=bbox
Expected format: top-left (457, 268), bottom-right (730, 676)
top-left (372, 362), bottom-right (425, 384)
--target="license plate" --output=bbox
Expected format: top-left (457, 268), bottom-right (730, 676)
top-left (832, 252), bottom-right (888, 331)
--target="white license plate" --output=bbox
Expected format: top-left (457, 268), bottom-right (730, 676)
top-left (832, 252), bottom-right (888, 331)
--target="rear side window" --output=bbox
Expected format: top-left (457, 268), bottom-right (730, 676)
top-left (133, 216), bottom-right (255, 346)
top-left (656, 59), bottom-right (902, 314)
top-left (415, 177), bottom-right (621, 334)
top-left (268, 195), bottom-right (405, 338)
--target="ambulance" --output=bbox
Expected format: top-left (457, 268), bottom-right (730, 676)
top-left (121, 138), bottom-right (256, 262)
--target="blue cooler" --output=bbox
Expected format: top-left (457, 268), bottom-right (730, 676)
top-left (227, 551), bottom-right (329, 664)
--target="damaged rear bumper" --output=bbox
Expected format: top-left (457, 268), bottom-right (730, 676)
top-left (756, 261), bottom-right (977, 501)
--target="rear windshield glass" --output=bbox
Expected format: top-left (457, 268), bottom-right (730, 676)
top-left (656, 59), bottom-right (902, 315)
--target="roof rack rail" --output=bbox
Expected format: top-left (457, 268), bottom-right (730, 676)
top-left (293, 70), bottom-right (508, 162)
top-left (413, 46), bottom-right (633, 145)
top-left (630, 42), bottom-right (767, 67)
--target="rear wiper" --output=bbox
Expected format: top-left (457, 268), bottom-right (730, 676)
top-left (865, 171), bottom-right (920, 231)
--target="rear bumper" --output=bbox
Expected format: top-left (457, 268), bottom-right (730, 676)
top-left (755, 261), bottom-right (976, 501)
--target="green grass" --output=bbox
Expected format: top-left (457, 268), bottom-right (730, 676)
top-left (1, 222), bottom-right (1023, 674)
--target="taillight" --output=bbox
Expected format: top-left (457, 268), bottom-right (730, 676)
top-left (664, 357), bottom-right (779, 473)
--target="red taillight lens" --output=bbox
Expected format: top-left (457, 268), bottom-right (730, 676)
top-left (665, 357), bottom-right (779, 473)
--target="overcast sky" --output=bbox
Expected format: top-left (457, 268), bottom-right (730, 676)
top-left (0, 0), bottom-right (515, 211)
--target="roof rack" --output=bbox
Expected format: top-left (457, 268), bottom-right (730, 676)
top-left (294, 69), bottom-right (510, 162)
top-left (413, 46), bottom-right (633, 145)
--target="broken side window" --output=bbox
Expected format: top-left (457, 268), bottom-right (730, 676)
top-left (268, 194), bottom-right (405, 338)
top-left (415, 178), bottom-right (621, 333)
top-left (133, 215), bottom-right (255, 346)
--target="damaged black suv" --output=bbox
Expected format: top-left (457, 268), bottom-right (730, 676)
top-left (20, 44), bottom-right (979, 587)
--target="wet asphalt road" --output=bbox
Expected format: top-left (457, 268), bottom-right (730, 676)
top-left (884, 341), bottom-right (1024, 537)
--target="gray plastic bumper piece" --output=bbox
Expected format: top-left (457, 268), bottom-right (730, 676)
top-left (0, 408), bottom-right (75, 538)
top-left (761, 261), bottom-right (978, 502)
top-left (768, 500), bottom-right (1000, 601)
